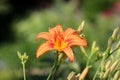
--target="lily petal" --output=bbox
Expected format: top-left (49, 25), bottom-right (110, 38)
top-left (64, 28), bottom-right (77, 35)
top-left (55, 24), bottom-right (63, 34)
top-left (35, 32), bottom-right (51, 41)
top-left (36, 42), bottom-right (54, 58)
top-left (49, 24), bottom-right (63, 34)
top-left (63, 47), bottom-right (74, 62)
top-left (49, 24), bottom-right (63, 42)
top-left (64, 28), bottom-right (78, 40)
top-left (67, 35), bottom-right (87, 47)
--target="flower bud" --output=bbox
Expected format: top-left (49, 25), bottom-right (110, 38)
top-left (78, 21), bottom-right (85, 34)
top-left (111, 27), bottom-right (119, 39)
top-left (113, 71), bottom-right (120, 80)
top-left (67, 71), bottom-right (75, 80)
top-left (110, 60), bottom-right (119, 73)
top-left (103, 68), bottom-right (111, 79)
top-left (105, 60), bottom-right (111, 70)
top-left (79, 67), bottom-right (89, 80)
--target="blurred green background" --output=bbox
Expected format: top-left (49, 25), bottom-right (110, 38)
top-left (0, 0), bottom-right (120, 80)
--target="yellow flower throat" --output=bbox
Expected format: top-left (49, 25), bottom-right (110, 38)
top-left (54, 36), bottom-right (67, 51)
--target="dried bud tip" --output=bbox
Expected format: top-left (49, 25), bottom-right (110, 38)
top-left (110, 60), bottom-right (119, 73)
top-left (78, 21), bottom-right (85, 33)
top-left (79, 66), bottom-right (89, 80)
top-left (112, 27), bottom-right (119, 39)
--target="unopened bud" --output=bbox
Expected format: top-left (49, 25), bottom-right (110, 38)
top-left (98, 53), bottom-right (104, 58)
top-left (107, 27), bottom-right (119, 50)
top-left (67, 71), bottom-right (75, 80)
top-left (116, 41), bottom-right (120, 48)
top-left (91, 41), bottom-right (99, 54)
top-left (103, 68), bottom-right (111, 79)
top-left (79, 66), bottom-right (89, 80)
top-left (17, 51), bottom-right (29, 63)
top-left (78, 21), bottom-right (85, 34)
top-left (23, 53), bottom-right (29, 60)
top-left (17, 51), bottom-right (22, 59)
top-left (107, 37), bottom-right (113, 50)
top-left (105, 60), bottom-right (111, 70)
top-left (99, 72), bottom-right (104, 79)
top-left (113, 71), bottom-right (120, 80)
top-left (76, 73), bottom-right (80, 78)
top-left (111, 27), bottom-right (119, 39)
top-left (110, 60), bottom-right (119, 73)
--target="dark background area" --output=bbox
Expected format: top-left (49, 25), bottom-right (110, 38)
top-left (0, 0), bottom-right (54, 43)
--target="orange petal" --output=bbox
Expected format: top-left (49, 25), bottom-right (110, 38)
top-left (49, 24), bottom-right (63, 34)
top-left (67, 35), bottom-right (87, 47)
top-left (49, 27), bottom-right (57, 42)
top-left (49, 24), bottom-right (63, 42)
top-left (36, 42), bottom-right (54, 58)
top-left (35, 32), bottom-right (51, 41)
top-left (64, 28), bottom-right (78, 40)
top-left (64, 28), bottom-right (77, 35)
top-left (63, 47), bottom-right (74, 62)
top-left (55, 24), bottom-right (63, 33)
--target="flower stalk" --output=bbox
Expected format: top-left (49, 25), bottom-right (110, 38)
top-left (17, 51), bottom-right (28, 80)
top-left (47, 52), bottom-right (64, 80)
top-left (22, 61), bottom-right (26, 80)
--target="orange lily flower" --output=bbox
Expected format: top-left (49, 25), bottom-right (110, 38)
top-left (36, 24), bottom-right (87, 62)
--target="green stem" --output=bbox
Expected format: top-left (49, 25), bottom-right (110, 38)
top-left (47, 61), bottom-right (60, 80)
top-left (22, 62), bottom-right (26, 80)
top-left (93, 48), bottom-right (110, 80)
top-left (47, 53), bottom-right (62, 80)
top-left (93, 65), bottom-right (100, 80)
top-left (86, 52), bottom-right (93, 66)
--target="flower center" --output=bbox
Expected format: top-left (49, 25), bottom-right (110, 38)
top-left (54, 36), bottom-right (67, 51)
